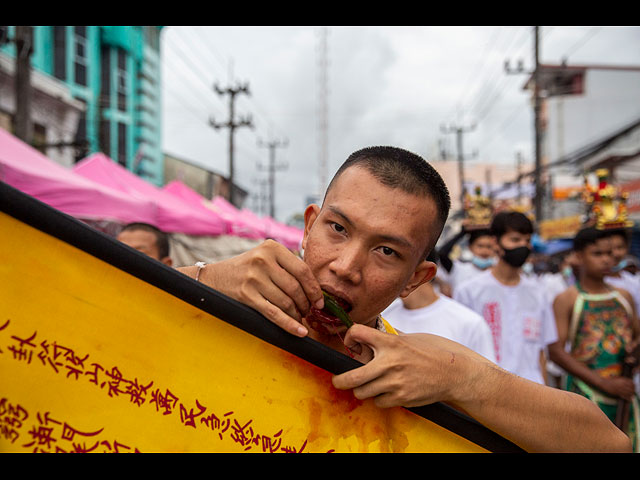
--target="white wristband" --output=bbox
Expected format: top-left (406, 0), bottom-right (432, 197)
top-left (194, 261), bottom-right (207, 282)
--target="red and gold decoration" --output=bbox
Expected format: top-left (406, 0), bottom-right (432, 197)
top-left (583, 169), bottom-right (634, 230)
top-left (463, 185), bottom-right (493, 229)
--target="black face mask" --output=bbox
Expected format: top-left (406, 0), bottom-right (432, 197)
top-left (500, 245), bottom-right (531, 268)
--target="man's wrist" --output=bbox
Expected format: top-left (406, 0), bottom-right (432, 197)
top-left (452, 355), bottom-right (506, 413)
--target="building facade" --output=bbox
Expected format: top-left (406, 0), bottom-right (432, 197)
top-left (164, 152), bottom-right (248, 208)
top-left (0, 26), bottom-right (164, 185)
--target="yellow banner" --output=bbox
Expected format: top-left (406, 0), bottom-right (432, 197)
top-left (538, 215), bottom-right (583, 240)
top-left (0, 191), bottom-right (517, 452)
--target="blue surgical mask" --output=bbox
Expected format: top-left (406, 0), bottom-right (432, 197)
top-left (612, 259), bottom-right (628, 273)
top-left (561, 266), bottom-right (574, 279)
top-left (471, 256), bottom-right (495, 270)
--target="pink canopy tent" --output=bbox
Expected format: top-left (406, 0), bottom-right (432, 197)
top-left (163, 180), bottom-right (303, 250)
top-left (0, 128), bottom-right (156, 224)
top-left (236, 205), bottom-right (303, 250)
top-left (162, 180), bottom-right (264, 240)
top-left (73, 153), bottom-right (228, 236)
top-left (262, 215), bottom-right (304, 250)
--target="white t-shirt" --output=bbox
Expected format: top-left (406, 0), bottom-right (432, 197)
top-left (454, 269), bottom-right (558, 385)
top-left (540, 272), bottom-right (572, 303)
top-left (439, 260), bottom-right (489, 295)
top-left (382, 295), bottom-right (497, 363)
top-left (605, 271), bottom-right (640, 316)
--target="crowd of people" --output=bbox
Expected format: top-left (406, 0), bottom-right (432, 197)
top-left (423, 214), bottom-right (639, 451)
top-left (114, 146), bottom-right (638, 453)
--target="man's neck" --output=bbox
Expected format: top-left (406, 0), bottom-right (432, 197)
top-left (491, 260), bottom-right (521, 286)
top-left (401, 285), bottom-right (439, 310)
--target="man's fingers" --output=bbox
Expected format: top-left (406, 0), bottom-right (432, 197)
top-left (332, 326), bottom-right (390, 390)
top-left (274, 248), bottom-right (324, 310)
top-left (268, 267), bottom-right (315, 318)
top-left (254, 296), bottom-right (309, 338)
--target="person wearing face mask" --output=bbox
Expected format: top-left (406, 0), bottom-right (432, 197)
top-left (454, 211), bottom-right (559, 385)
top-left (541, 250), bottom-right (580, 301)
top-left (436, 223), bottom-right (497, 297)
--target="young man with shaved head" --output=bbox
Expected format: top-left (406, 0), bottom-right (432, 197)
top-left (178, 146), bottom-right (631, 452)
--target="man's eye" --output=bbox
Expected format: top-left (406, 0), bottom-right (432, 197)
top-left (331, 222), bottom-right (345, 233)
top-left (380, 246), bottom-right (396, 256)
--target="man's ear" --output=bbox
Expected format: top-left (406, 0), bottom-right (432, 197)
top-left (399, 260), bottom-right (438, 298)
top-left (161, 256), bottom-right (173, 267)
top-left (302, 204), bottom-right (320, 251)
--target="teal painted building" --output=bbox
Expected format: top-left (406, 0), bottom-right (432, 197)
top-left (0, 26), bottom-right (164, 185)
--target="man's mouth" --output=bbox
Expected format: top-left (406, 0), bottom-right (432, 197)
top-left (306, 290), bottom-right (353, 334)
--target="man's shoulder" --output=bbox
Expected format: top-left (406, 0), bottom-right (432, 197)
top-left (439, 295), bottom-right (486, 324)
top-left (555, 285), bottom-right (579, 309)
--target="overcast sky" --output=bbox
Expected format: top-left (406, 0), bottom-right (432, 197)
top-left (160, 26), bottom-right (640, 223)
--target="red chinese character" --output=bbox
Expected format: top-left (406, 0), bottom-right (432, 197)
top-left (150, 388), bottom-right (179, 415)
top-left (103, 366), bottom-right (126, 397)
top-left (124, 378), bottom-right (153, 407)
top-left (100, 440), bottom-right (141, 453)
top-left (85, 362), bottom-right (104, 386)
top-left (281, 438), bottom-right (307, 453)
top-left (0, 398), bottom-right (28, 444)
top-left (23, 414), bottom-right (60, 452)
top-left (8, 331), bottom-right (37, 364)
top-left (60, 422), bottom-right (103, 442)
top-left (261, 429), bottom-right (283, 453)
top-left (200, 410), bottom-right (238, 440)
top-left (230, 418), bottom-right (254, 449)
top-left (179, 399), bottom-right (207, 428)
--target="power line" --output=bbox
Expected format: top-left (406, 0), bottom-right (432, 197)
top-left (163, 35), bottom-right (225, 117)
top-left (179, 26), bottom-right (290, 143)
top-left (448, 26), bottom-right (505, 120)
top-left (257, 138), bottom-right (288, 218)
top-left (468, 27), bottom-right (531, 123)
top-left (562, 27), bottom-right (603, 60)
top-left (210, 82), bottom-right (253, 207)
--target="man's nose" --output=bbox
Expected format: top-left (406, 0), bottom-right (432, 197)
top-left (330, 243), bottom-right (364, 284)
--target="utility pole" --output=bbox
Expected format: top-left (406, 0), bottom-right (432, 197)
top-left (14, 26), bottom-right (34, 145)
top-left (440, 122), bottom-right (476, 209)
top-left (505, 26), bottom-right (544, 222)
top-left (317, 27), bottom-right (329, 199)
top-left (258, 138), bottom-right (288, 219)
top-left (210, 81), bottom-right (253, 207)
top-left (516, 151), bottom-right (523, 204)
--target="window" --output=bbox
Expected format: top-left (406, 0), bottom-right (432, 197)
top-left (117, 48), bottom-right (127, 112)
top-left (100, 46), bottom-right (110, 107)
top-left (33, 123), bottom-right (47, 154)
top-left (118, 122), bottom-right (127, 167)
top-left (145, 26), bottom-right (159, 51)
top-left (74, 98), bottom-right (88, 163)
top-left (53, 26), bottom-right (66, 80)
top-left (73, 26), bottom-right (87, 86)
top-left (99, 119), bottom-right (110, 157)
top-left (0, 26), bottom-right (10, 46)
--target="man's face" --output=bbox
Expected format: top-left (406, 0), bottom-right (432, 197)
top-left (117, 229), bottom-right (172, 266)
top-left (609, 234), bottom-right (628, 264)
top-left (578, 237), bottom-right (615, 279)
top-left (497, 229), bottom-right (532, 252)
top-left (301, 166), bottom-right (438, 332)
top-left (470, 235), bottom-right (497, 259)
